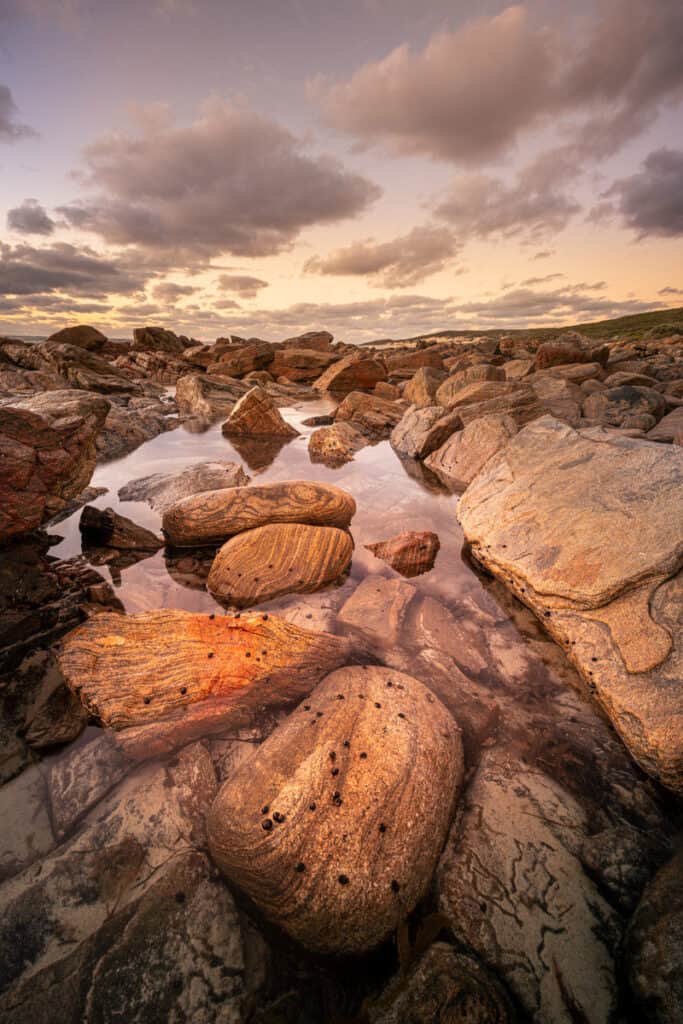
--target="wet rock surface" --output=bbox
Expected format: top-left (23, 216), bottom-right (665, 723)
top-left (208, 665), bottom-right (464, 954)
top-left (119, 460), bottom-right (250, 511)
top-left (222, 385), bottom-right (300, 438)
top-left (365, 530), bottom-right (440, 578)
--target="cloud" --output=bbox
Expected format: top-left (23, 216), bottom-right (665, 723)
top-left (151, 281), bottom-right (197, 303)
top-left (0, 241), bottom-right (146, 298)
top-left (520, 273), bottom-right (565, 286)
top-left (533, 249), bottom-right (555, 260)
top-left (304, 224), bottom-right (459, 287)
top-left (659, 286), bottom-right (683, 296)
top-left (0, 84), bottom-right (36, 142)
top-left (217, 273), bottom-right (268, 298)
top-left (605, 148), bottom-right (683, 237)
top-left (7, 198), bottom-right (56, 235)
top-left (58, 97), bottom-right (381, 261)
top-left (459, 284), bottom-right (662, 322)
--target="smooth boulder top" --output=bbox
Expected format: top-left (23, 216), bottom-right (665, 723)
top-left (207, 665), bottom-right (463, 955)
top-left (459, 415), bottom-right (683, 608)
top-left (163, 479), bottom-right (356, 547)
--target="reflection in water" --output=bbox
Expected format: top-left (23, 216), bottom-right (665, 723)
top-left (228, 433), bottom-right (295, 472)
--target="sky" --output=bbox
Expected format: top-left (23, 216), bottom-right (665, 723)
top-left (1, 0), bottom-right (682, 343)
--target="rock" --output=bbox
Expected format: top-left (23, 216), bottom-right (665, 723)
top-left (365, 530), bottom-right (440, 578)
top-left (370, 942), bottom-right (516, 1024)
top-left (40, 341), bottom-right (140, 394)
top-left (207, 665), bottom-right (464, 954)
top-left (58, 609), bottom-right (352, 759)
top-left (162, 480), bottom-right (355, 547)
top-left (458, 416), bottom-right (683, 794)
top-left (534, 334), bottom-right (609, 370)
top-left (79, 505), bottom-right (163, 550)
top-left (47, 734), bottom-right (131, 838)
top-left (425, 414), bottom-right (518, 491)
top-left (113, 348), bottom-right (190, 384)
top-left (384, 348), bottom-right (444, 372)
top-left (647, 406), bottom-right (683, 444)
top-left (209, 339), bottom-right (274, 377)
top-left (435, 378), bottom-right (520, 410)
top-left (582, 385), bottom-right (667, 427)
top-left (334, 390), bottom-right (404, 440)
top-left (403, 366), bottom-right (448, 407)
top-left (175, 372), bottom-right (248, 420)
top-left (95, 396), bottom-right (177, 462)
top-left (603, 370), bottom-right (659, 389)
top-left (269, 347), bottom-right (337, 383)
top-left (0, 390), bottom-right (110, 541)
top-left (119, 460), bottom-right (250, 512)
top-left (338, 576), bottom-right (418, 648)
top-left (221, 385), bottom-right (299, 437)
top-left (535, 361), bottom-right (605, 384)
top-left (314, 351), bottom-right (387, 393)
top-left (503, 357), bottom-right (534, 380)
top-left (208, 523), bottom-right (353, 606)
top-left (625, 848), bottom-right (683, 1024)
top-left (390, 405), bottom-right (460, 459)
top-left (308, 421), bottom-right (368, 465)
top-left (530, 375), bottom-right (583, 425)
top-left (132, 325), bottom-right (191, 355)
top-left (46, 324), bottom-right (107, 352)
top-left (281, 329), bottom-right (334, 350)
top-left (23, 662), bottom-right (88, 750)
top-left (437, 750), bottom-right (620, 1024)
top-left (374, 380), bottom-right (401, 400)
top-left (228, 434), bottom-right (293, 472)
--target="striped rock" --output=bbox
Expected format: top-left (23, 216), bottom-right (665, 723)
top-left (208, 522), bottom-right (353, 607)
top-left (365, 531), bottom-right (440, 578)
top-left (207, 665), bottom-right (463, 954)
top-left (221, 386), bottom-right (299, 437)
top-left (163, 480), bottom-right (356, 547)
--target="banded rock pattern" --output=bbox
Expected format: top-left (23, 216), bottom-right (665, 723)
top-left (221, 386), bottom-right (299, 437)
top-left (208, 665), bottom-right (464, 954)
top-left (365, 530), bottom-right (440, 578)
top-left (208, 522), bottom-right (354, 606)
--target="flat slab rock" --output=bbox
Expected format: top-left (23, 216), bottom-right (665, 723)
top-left (458, 415), bottom-right (683, 794)
top-left (163, 479), bottom-right (356, 547)
top-left (365, 530), bottom-right (440, 578)
top-left (57, 609), bottom-right (352, 759)
top-left (208, 522), bottom-right (354, 607)
top-left (208, 665), bottom-right (464, 954)
top-left (118, 459), bottom-right (250, 512)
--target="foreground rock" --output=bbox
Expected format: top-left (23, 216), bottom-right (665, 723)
top-left (208, 665), bottom-right (463, 954)
top-left (365, 531), bottom-right (440, 578)
top-left (458, 416), bottom-right (683, 794)
top-left (308, 421), bottom-right (367, 465)
top-left (314, 352), bottom-right (387, 393)
top-left (0, 390), bottom-right (110, 541)
top-left (119, 460), bottom-right (249, 512)
top-left (222, 385), bottom-right (299, 437)
top-left (163, 480), bottom-right (356, 547)
top-left (424, 414), bottom-right (518, 491)
top-left (79, 505), bottom-right (163, 551)
top-left (208, 523), bottom-right (353, 606)
top-left (58, 609), bottom-right (353, 759)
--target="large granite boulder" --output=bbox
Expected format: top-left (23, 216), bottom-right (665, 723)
top-left (390, 405), bottom-right (460, 459)
top-left (208, 665), bottom-right (464, 954)
top-left (79, 506), bottom-right (163, 551)
top-left (384, 348), bottom-right (444, 372)
top-left (334, 390), bottom-right (404, 440)
top-left (314, 352), bottom-right (387, 393)
top-left (221, 385), bottom-right (299, 438)
top-left (162, 480), bottom-right (355, 547)
top-left (118, 460), bottom-right (249, 512)
top-left (208, 522), bottom-right (354, 606)
top-left (46, 324), bottom-right (107, 352)
top-left (0, 390), bottom-right (110, 541)
top-left (424, 414), bottom-right (518, 491)
top-left (175, 372), bottom-right (248, 420)
top-left (58, 609), bottom-right (353, 760)
top-left (458, 416), bottom-right (683, 794)
top-left (435, 378), bottom-right (521, 411)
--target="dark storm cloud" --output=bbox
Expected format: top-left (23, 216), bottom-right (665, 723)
top-left (58, 98), bottom-right (381, 260)
top-left (606, 149), bottom-right (683, 237)
top-left (0, 84), bottom-right (36, 142)
top-left (0, 242), bottom-right (145, 297)
top-left (7, 198), bottom-right (56, 235)
top-left (218, 274), bottom-right (268, 298)
top-left (304, 225), bottom-right (459, 287)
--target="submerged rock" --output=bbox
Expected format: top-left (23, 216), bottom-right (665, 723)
top-left (162, 479), bottom-right (356, 547)
top-left (365, 530), bottom-right (440, 578)
top-left (208, 522), bottom-right (353, 606)
top-left (208, 665), bottom-right (464, 954)
top-left (221, 385), bottom-right (300, 437)
top-left (118, 460), bottom-right (250, 512)
top-left (57, 609), bottom-right (352, 759)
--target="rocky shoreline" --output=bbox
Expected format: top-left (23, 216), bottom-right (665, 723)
top-left (0, 321), bottom-right (681, 1023)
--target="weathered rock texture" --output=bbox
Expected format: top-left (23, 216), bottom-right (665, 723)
top-left (390, 405), bottom-right (460, 459)
top-left (0, 390), bottom-right (110, 541)
top-left (58, 609), bottom-right (352, 759)
top-left (163, 480), bottom-right (356, 547)
top-left (334, 390), bottom-right (404, 440)
top-left (208, 665), bottom-right (463, 954)
top-left (175, 372), bottom-right (248, 420)
top-left (308, 421), bottom-right (367, 465)
top-left (365, 531), bottom-right (440, 578)
top-left (208, 523), bottom-right (354, 606)
top-left (119, 460), bottom-right (249, 512)
top-left (221, 385), bottom-right (299, 437)
top-left (79, 506), bottom-right (163, 551)
top-left (458, 416), bottom-right (683, 794)
top-left (314, 352), bottom-right (387, 393)
top-left (424, 414), bottom-right (518, 491)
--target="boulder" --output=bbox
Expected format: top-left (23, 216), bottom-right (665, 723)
top-left (221, 385), bottom-right (299, 438)
top-left (113, 349), bottom-right (190, 384)
top-left (95, 397), bottom-right (177, 462)
top-left (132, 325), bottom-right (190, 355)
top-left (390, 405), bottom-right (460, 459)
top-left (175, 372), bottom-right (248, 420)
top-left (365, 530), bottom-right (440, 578)
top-left (534, 334), bottom-right (609, 370)
top-left (530, 374), bottom-right (583, 425)
top-left (334, 390), bottom-right (404, 440)
top-left (337, 576), bottom-right (418, 649)
top-left (281, 329), bottom-right (334, 351)
top-left (454, 384), bottom-right (544, 428)
top-left (46, 324), bottom-right (107, 352)
top-left (40, 341), bottom-right (140, 394)
top-left (384, 348), bottom-right (444, 372)
top-left (308, 421), bottom-right (368, 465)
top-left (458, 416), bottom-right (683, 794)
top-left (58, 609), bottom-right (353, 759)
top-left (209, 339), bottom-right (274, 377)
top-left (163, 480), bottom-right (355, 547)
top-left (207, 665), bottom-right (464, 954)
top-left (425, 414), bottom-right (517, 491)
top-left (79, 506), bottom-right (163, 551)
top-left (269, 347), bottom-right (337, 382)
top-left (0, 390), bottom-right (110, 541)
top-left (503, 357), bottom-right (534, 380)
top-left (582, 385), bottom-right (668, 428)
top-left (208, 522), bottom-right (354, 606)
top-left (314, 352), bottom-right (387, 393)
top-left (373, 380), bottom-right (402, 400)
top-left (647, 406), bottom-right (683, 444)
top-left (403, 366), bottom-right (448, 407)
top-left (119, 460), bottom-right (249, 512)
top-left (435, 378), bottom-right (520, 410)
top-left (625, 848), bottom-right (683, 1024)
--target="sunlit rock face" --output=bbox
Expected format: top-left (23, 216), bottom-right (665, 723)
top-left (221, 385), bottom-right (300, 438)
top-left (458, 415), bottom-right (683, 794)
top-left (208, 665), bottom-right (464, 954)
